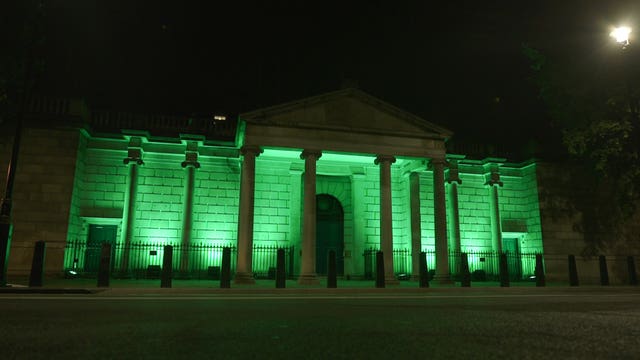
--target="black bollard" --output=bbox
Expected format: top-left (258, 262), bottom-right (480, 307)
top-left (375, 251), bottom-right (385, 288)
top-left (628, 256), bottom-right (638, 286)
top-left (275, 248), bottom-right (286, 288)
top-left (161, 245), bottom-right (173, 288)
top-left (568, 254), bottom-right (579, 286)
top-left (419, 251), bottom-right (429, 288)
top-left (97, 243), bottom-right (111, 288)
top-left (28, 241), bottom-right (46, 287)
top-left (460, 252), bottom-right (471, 287)
top-left (221, 247), bottom-right (231, 289)
top-left (535, 254), bottom-right (546, 287)
top-left (327, 250), bottom-right (337, 288)
top-left (499, 253), bottom-right (510, 287)
top-left (599, 255), bottom-right (610, 286)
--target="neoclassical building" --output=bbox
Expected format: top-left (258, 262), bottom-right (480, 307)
top-left (2, 88), bottom-right (547, 283)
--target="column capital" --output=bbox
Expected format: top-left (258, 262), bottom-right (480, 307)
top-left (124, 146), bottom-right (144, 165)
top-left (446, 160), bottom-right (462, 185)
top-left (240, 145), bottom-right (263, 157)
top-left (123, 157), bottom-right (144, 165)
top-left (374, 155), bottom-right (396, 165)
top-left (181, 150), bottom-right (201, 168)
top-left (181, 160), bottom-right (201, 169)
top-left (300, 149), bottom-right (322, 160)
top-left (485, 171), bottom-right (503, 187)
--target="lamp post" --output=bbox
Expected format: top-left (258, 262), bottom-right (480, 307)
top-left (610, 26), bottom-right (632, 48)
top-left (610, 26), bottom-right (639, 121)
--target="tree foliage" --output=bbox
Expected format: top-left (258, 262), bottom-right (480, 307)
top-left (524, 43), bottom-right (640, 251)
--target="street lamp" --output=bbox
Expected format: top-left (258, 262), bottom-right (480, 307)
top-left (610, 25), bottom-right (639, 120)
top-left (610, 26), bottom-right (632, 48)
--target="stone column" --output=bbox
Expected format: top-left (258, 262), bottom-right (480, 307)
top-left (375, 155), bottom-right (398, 285)
top-left (487, 168), bottom-right (503, 253)
top-left (431, 158), bottom-right (451, 284)
top-left (298, 150), bottom-right (322, 285)
top-left (409, 172), bottom-right (422, 281)
top-left (234, 146), bottom-right (262, 284)
top-left (350, 171), bottom-right (366, 278)
top-left (179, 142), bottom-right (200, 277)
top-left (288, 166), bottom-right (303, 277)
top-left (120, 137), bottom-right (144, 276)
top-left (447, 159), bottom-right (463, 273)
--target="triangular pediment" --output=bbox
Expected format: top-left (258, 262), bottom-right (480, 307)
top-left (240, 88), bottom-right (452, 140)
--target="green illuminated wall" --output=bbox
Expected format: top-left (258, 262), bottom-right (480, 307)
top-left (499, 163), bottom-right (543, 252)
top-left (191, 158), bottom-right (240, 246)
top-left (135, 155), bottom-right (185, 245)
top-left (253, 158), bottom-right (292, 247)
top-left (64, 136), bottom-right (544, 277)
top-left (391, 167), bottom-right (411, 249)
top-left (456, 172), bottom-right (493, 252)
top-left (66, 133), bottom-right (87, 244)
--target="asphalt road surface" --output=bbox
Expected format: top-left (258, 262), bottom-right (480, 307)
top-left (1, 287), bottom-right (639, 359)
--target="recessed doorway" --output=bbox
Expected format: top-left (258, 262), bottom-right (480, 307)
top-left (84, 224), bottom-right (117, 273)
top-left (316, 194), bottom-right (344, 276)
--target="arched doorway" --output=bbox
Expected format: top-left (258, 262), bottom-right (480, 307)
top-left (316, 194), bottom-right (344, 276)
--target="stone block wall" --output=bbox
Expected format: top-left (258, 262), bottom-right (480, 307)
top-left (418, 171), bottom-right (436, 249)
top-left (0, 123), bottom-right (12, 199)
top-left (9, 127), bottom-right (80, 276)
top-left (360, 166), bottom-right (380, 248)
top-left (500, 164), bottom-right (544, 252)
top-left (391, 168), bottom-right (410, 249)
top-left (457, 173), bottom-right (492, 251)
top-left (134, 154), bottom-right (185, 245)
top-left (254, 158), bottom-right (292, 246)
top-left (70, 145), bottom-right (128, 249)
top-left (65, 133), bottom-right (87, 244)
top-left (536, 161), bottom-right (640, 284)
top-left (192, 157), bottom-right (240, 245)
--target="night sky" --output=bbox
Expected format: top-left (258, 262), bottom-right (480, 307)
top-left (35, 0), bottom-right (640, 144)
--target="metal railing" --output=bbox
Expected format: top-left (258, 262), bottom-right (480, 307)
top-left (64, 240), bottom-right (294, 280)
top-left (363, 248), bottom-right (539, 281)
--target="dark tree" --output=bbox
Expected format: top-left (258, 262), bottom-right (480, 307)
top-left (524, 43), bottom-right (640, 251)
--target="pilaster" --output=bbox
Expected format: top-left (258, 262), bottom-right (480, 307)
top-left (446, 156), bottom-right (463, 275)
top-left (120, 136), bottom-right (145, 276)
top-left (485, 164), bottom-right (504, 254)
top-left (179, 140), bottom-right (201, 277)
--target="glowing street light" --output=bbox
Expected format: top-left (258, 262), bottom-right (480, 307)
top-left (610, 26), bottom-right (632, 47)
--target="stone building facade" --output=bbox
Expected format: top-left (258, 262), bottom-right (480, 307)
top-left (2, 88), bottom-right (555, 283)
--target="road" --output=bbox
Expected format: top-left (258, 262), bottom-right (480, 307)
top-left (1, 287), bottom-right (639, 359)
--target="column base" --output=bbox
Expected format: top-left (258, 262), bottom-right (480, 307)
top-left (297, 273), bottom-right (320, 285)
top-left (233, 272), bottom-right (255, 285)
top-left (433, 274), bottom-right (455, 285)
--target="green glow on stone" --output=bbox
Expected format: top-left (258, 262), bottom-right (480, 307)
top-left (64, 131), bottom-right (546, 279)
top-left (236, 119), bottom-right (246, 147)
top-left (260, 148), bottom-right (379, 164)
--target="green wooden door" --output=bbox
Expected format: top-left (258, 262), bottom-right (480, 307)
top-left (84, 225), bottom-right (117, 273)
top-left (316, 195), bottom-right (344, 276)
top-left (502, 237), bottom-right (522, 280)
